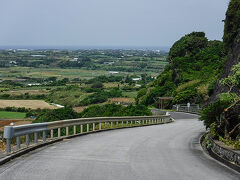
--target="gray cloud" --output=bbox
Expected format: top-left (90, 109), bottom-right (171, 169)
top-left (0, 0), bottom-right (229, 47)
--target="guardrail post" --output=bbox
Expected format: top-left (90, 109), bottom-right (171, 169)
top-left (74, 126), bottom-right (76, 135)
top-left (87, 124), bottom-right (89, 132)
top-left (66, 127), bottom-right (69, 136)
top-left (43, 131), bottom-right (46, 142)
top-left (51, 130), bottom-right (54, 138)
top-left (81, 125), bottom-right (83, 133)
top-left (93, 123), bottom-right (95, 131)
top-left (111, 122), bottom-right (113, 128)
top-left (6, 138), bottom-right (11, 153)
top-left (34, 132), bottom-right (38, 144)
top-left (26, 134), bottom-right (30, 146)
top-left (122, 121), bottom-right (124, 126)
top-left (126, 121), bottom-right (128, 125)
top-left (58, 128), bottom-right (61, 138)
top-left (17, 136), bottom-right (21, 150)
top-left (99, 123), bottom-right (102, 130)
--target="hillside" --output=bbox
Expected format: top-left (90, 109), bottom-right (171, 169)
top-left (137, 32), bottom-right (226, 107)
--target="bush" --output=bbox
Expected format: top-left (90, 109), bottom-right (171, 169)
top-left (173, 89), bottom-right (201, 104)
top-left (91, 82), bottom-right (103, 89)
top-left (137, 88), bottom-right (147, 99)
top-left (208, 80), bottom-right (217, 96)
top-left (200, 93), bottom-right (237, 128)
top-left (79, 104), bottom-right (151, 118)
top-left (34, 107), bottom-right (78, 123)
top-left (79, 89), bottom-right (122, 106)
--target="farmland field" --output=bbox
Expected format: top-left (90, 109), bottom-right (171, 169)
top-left (0, 49), bottom-right (168, 108)
top-left (0, 67), bottom-right (109, 80)
top-left (0, 100), bottom-right (57, 109)
top-left (0, 111), bottom-right (26, 119)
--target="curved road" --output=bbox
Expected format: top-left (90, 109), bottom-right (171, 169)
top-left (0, 113), bottom-right (239, 180)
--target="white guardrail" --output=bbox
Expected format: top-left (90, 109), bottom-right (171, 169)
top-left (4, 114), bottom-right (172, 153)
top-left (172, 104), bottom-right (201, 114)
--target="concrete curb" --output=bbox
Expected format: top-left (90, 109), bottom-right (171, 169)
top-left (0, 120), bottom-right (173, 166)
top-left (200, 133), bottom-right (240, 173)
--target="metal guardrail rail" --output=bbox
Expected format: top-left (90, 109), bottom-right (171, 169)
top-left (4, 115), bottom-right (172, 153)
top-left (172, 104), bottom-right (201, 114)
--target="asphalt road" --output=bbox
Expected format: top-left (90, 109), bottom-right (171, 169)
top-left (0, 112), bottom-right (239, 180)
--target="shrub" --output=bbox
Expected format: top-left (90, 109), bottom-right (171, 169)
top-left (208, 80), bottom-right (217, 96)
top-left (79, 104), bottom-right (151, 118)
top-left (200, 93), bottom-right (237, 128)
top-left (91, 82), bottom-right (103, 89)
top-left (34, 107), bottom-right (78, 123)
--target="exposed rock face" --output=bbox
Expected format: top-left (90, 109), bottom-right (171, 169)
top-left (207, 0), bottom-right (240, 140)
top-left (208, 33), bottom-right (240, 103)
top-left (208, 0), bottom-right (240, 104)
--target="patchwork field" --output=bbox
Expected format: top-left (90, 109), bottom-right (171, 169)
top-left (0, 100), bottom-right (58, 109)
top-left (0, 67), bottom-right (110, 81)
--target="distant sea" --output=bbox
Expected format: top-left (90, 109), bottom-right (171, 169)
top-left (0, 45), bottom-right (170, 52)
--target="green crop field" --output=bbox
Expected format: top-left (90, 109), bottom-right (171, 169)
top-left (0, 111), bottom-right (26, 119)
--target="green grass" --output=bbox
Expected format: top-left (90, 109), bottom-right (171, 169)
top-left (123, 91), bottom-right (138, 98)
top-left (0, 111), bottom-right (26, 119)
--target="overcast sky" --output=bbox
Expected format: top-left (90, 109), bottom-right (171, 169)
top-left (0, 0), bottom-right (229, 48)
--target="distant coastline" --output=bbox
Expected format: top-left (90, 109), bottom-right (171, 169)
top-left (0, 45), bottom-right (170, 52)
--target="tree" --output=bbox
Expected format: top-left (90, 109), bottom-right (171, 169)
top-left (91, 82), bottom-right (103, 89)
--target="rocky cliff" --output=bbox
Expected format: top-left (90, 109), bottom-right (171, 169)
top-left (208, 0), bottom-right (240, 103)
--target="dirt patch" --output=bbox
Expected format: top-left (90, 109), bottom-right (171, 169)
top-left (73, 106), bottom-right (88, 113)
top-left (108, 98), bottom-right (135, 103)
top-left (0, 100), bottom-right (58, 109)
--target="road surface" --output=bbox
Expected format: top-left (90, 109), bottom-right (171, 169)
top-left (0, 112), bottom-right (239, 180)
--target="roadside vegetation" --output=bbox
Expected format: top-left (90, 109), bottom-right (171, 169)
top-left (33, 104), bottom-right (152, 123)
